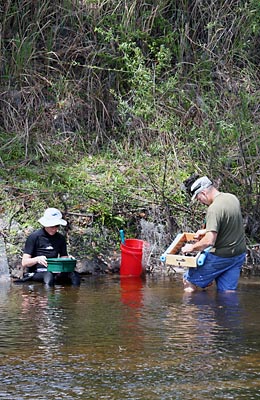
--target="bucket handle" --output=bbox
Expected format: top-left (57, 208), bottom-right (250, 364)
top-left (119, 229), bottom-right (125, 244)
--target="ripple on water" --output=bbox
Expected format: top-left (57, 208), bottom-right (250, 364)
top-left (0, 277), bottom-right (259, 399)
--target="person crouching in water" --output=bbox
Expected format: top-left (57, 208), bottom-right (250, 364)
top-left (22, 208), bottom-right (80, 286)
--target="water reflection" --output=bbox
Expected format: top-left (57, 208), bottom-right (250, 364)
top-left (0, 280), bottom-right (11, 305)
top-left (0, 276), bottom-right (259, 399)
top-left (183, 290), bottom-right (241, 323)
top-left (119, 277), bottom-right (145, 354)
top-left (182, 290), bottom-right (244, 351)
top-left (120, 277), bottom-right (144, 309)
top-left (18, 285), bottom-right (81, 356)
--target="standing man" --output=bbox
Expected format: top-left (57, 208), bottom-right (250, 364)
top-left (22, 207), bottom-right (80, 286)
top-left (181, 176), bottom-right (246, 292)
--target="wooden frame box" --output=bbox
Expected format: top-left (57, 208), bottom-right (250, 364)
top-left (160, 232), bottom-right (200, 268)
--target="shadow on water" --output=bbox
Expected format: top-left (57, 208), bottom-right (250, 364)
top-left (0, 275), bottom-right (259, 399)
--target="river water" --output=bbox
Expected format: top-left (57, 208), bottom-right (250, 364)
top-left (0, 274), bottom-right (259, 399)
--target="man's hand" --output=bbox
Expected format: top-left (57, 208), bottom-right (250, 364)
top-left (193, 229), bottom-right (207, 240)
top-left (182, 231), bottom-right (217, 254)
top-left (37, 256), bottom-right (47, 267)
top-left (181, 243), bottom-right (194, 254)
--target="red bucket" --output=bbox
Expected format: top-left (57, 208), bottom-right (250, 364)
top-left (121, 239), bottom-right (144, 251)
top-left (120, 239), bottom-right (148, 277)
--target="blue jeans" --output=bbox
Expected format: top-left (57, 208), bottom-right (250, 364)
top-left (183, 252), bottom-right (246, 291)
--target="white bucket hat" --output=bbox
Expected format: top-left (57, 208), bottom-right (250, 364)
top-left (38, 208), bottom-right (67, 227)
top-left (190, 176), bottom-right (213, 200)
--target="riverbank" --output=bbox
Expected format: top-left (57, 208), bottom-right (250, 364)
top-left (1, 1), bottom-right (259, 281)
top-left (2, 213), bottom-right (260, 279)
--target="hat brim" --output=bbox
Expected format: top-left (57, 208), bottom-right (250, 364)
top-left (38, 217), bottom-right (67, 227)
top-left (191, 183), bottom-right (212, 201)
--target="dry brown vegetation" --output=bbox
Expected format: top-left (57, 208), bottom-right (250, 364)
top-left (0, 1), bottom-right (260, 268)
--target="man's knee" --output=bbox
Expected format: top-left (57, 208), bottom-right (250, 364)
top-left (44, 272), bottom-right (55, 286)
top-left (70, 271), bottom-right (81, 286)
top-left (183, 278), bottom-right (197, 292)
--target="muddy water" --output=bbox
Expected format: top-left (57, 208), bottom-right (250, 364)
top-left (0, 274), bottom-right (260, 399)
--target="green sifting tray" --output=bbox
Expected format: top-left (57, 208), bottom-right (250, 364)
top-left (47, 258), bottom-right (76, 272)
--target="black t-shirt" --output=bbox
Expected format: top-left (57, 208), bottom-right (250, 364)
top-left (23, 228), bottom-right (68, 271)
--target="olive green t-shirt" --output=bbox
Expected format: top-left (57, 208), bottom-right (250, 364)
top-left (206, 192), bottom-right (246, 257)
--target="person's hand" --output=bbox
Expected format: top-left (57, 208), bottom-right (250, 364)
top-left (37, 256), bottom-right (47, 267)
top-left (181, 243), bottom-right (194, 254)
top-left (193, 229), bottom-right (206, 240)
